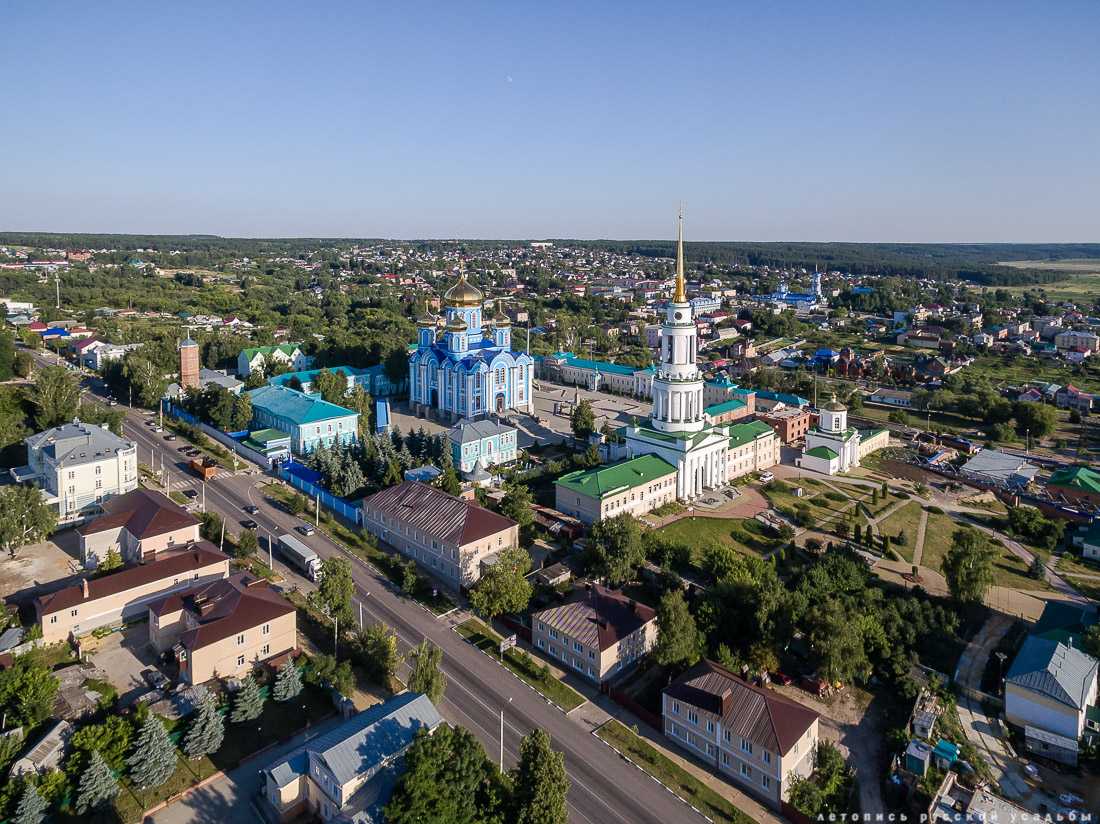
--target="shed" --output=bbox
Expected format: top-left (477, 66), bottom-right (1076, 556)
top-left (933, 738), bottom-right (959, 769)
top-left (904, 739), bottom-right (931, 776)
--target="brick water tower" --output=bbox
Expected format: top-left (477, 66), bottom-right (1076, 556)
top-left (179, 335), bottom-right (200, 390)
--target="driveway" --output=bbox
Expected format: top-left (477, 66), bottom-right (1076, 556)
top-left (87, 623), bottom-right (162, 705)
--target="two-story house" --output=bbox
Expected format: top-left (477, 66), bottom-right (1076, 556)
top-left (248, 384), bottom-right (359, 455)
top-left (532, 584), bottom-right (657, 684)
top-left (148, 572), bottom-right (297, 684)
top-left (448, 418), bottom-right (518, 478)
top-left (36, 544), bottom-right (229, 643)
top-left (13, 420), bottom-right (137, 523)
top-left (554, 454), bottom-right (678, 525)
top-left (262, 692), bottom-right (443, 822)
top-left (237, 343), bottom-right (310, 378)
top-left (663, 660), bottom-right (820, 810)
top-left (361, 481), bottom-right (518, 587)
top-left (78, 488), bottom-right (201, 568)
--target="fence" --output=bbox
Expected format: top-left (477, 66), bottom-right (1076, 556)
top-left (277, 461), bottom-right (363, 525)
top-left (165, 402), bottom-right (273, 470)
top-left (604, 685), bottom-right (663, 731)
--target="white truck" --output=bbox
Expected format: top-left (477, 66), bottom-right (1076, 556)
top-left (276, 533), bottom-right (322, 582)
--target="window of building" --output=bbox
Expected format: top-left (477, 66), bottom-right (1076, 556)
top-left (261, 644), bottom-right (270, 656)
top-left (536, 638), bottom-right (544, 649)
top-left (687, 710), bottom-right (698, 725)
top-left (237, 655), bottom-right (245, 667)
top-left (588, 650), bottom-right (595, 660)
top-left (763, 751), bottom-right (771, 764)
top-left (740, 763), bottom-right (751, 779)
top-left (706, 721), bottom-right (715, 734)
top-left (672, 701), bottom-right (680, 715)
top-left (549, 629), bottom-right (558, 639)
top-left (741, 738), bottom-right (752, 755)
top-left (723, 730), bottom-right (731, 743)
top-left (722, 752), bottom-right (731, 766)
top-left (761, 775), bottom-right (771, 789)
top-left (50, 616), bottom-right (57, 624)
top-left (262, 624), bottom-right (270, 635)
top-left (237, 634), bottom-right (245, 645)
top-left (573, 640), bottom-right (582, 652)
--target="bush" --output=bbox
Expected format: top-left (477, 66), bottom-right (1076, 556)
top-left (894, 490), bottom-right (910, 500)
top-left (925, 505), bottom-right (944, 515)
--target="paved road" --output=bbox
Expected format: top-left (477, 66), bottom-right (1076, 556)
top-left (49, 357), bottom-right (708, 824)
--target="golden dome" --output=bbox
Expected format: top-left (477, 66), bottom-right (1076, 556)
top-left (446, 315), bottom-right (468, 332)
top-left (824, 392), bottom-right (846, 412)
top-left (492, 310), bottom-right (511, 326)
top-left (444, 273), bottom-right (484, 307)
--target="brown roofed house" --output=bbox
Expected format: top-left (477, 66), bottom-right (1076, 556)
top-left (663, 659), bottom-right (820, 810)
top-left (531, 584), bottom-right (657, 684)
top-left (78, 488), bottom-right (201, 568)
top-left (361, 481), bottom-right (518, 587)
top-left (148, 572), bottom-right (296, 684)
top-left (36, 543), bottom-right (229, 643)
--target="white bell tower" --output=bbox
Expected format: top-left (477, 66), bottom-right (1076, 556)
top-left (650, 209), bottom-right (705, 434)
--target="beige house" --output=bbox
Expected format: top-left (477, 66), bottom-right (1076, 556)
top-left (554, 454), bottom-right (677, 525)
top-left (532, 585), bottom-right (657, 684)
top-left (148, 572), bottom-right (297, 685)
top-left (663, 660), bottom-right (820, 810)
top-left (726, 420), bottom-right (781, 479)
top-left (262, 693), bottom-right (442, 822)
top-left (362, 481), bottom-right (518, 587)
top-left (36, 544), bottom-right (229, 643)
top-left (78, 488), bottom-right (201, 568)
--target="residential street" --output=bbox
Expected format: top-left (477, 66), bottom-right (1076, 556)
top-left (50, 356), bottom-right (710, 824)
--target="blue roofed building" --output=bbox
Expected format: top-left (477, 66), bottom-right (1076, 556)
top-left (269, 365), bottom-right (407, 400)
top-left (260, 692), bottom-right (443, 823)
top-left (248, 384), bottom-right (359, 455)
top-left (753, 390), bottom-right (810, 412)
top-left (408, 273), bottom-right (534, 421)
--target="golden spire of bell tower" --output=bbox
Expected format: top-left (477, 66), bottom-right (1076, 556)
top-left (673, 205), bottom-right (686, 303)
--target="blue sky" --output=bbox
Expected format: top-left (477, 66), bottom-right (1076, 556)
top-left (2, 1), bottom-right (1097, 241)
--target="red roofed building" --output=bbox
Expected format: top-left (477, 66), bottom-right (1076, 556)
top-left (28, 321), bottom-right (47, 332)
top-left (78, 488), bottom-right (201, 567)
top-left (148, 572), bottom-right (296, 684)
top-left (531, 584), bottom-right (657, 684)
top-left (663, 659), bottom-right (820, 810)
top-left (361, 480), bottom-right (518, 587)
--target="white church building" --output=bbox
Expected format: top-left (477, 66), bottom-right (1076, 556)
top-left (798, 394), bottom-right (889, 475)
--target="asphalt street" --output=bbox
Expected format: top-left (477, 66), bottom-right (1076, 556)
top-left (45, 353), bottom-right (708, 824)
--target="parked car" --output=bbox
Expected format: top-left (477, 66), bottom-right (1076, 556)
top-left (759, 471), bottom-right (774, 484)
top-left (243, 505), bottom-right (260, 515)
top-left (771, 671), bottom-right (793, 686)
top-left (142, 668), bottom-right (169, 690)
top-left (164, 434), bottom-right (176, 441)
top-left (1058, 793), bottom-right (1084, 807)
top-left (182, 489), bottom-right (198, 500)
top-left (1023, 761), bottom-right (1040, 779)
top-left (297, 524), bottom-right (316, 537)
top-left (241, 519), bottom-right (258, 530)
top-left (177, 446), bottom-right (190, 453)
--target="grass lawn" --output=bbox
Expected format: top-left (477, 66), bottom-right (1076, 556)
top-left (919, 511), bottom-right (1052, 592)
top-left (876, 501), bottom-right (924, 562)
top-left (654, 516), bottom-right (782, 559)
top-left (595, 719), bottom-right (753, 824)
top-left (455, 618), bottom-right (586, 712)
top-left (1067, 577), bottom-right (1100, 603)
top-left (1057, 552), bottom-right (1100, 578)
top-left (266, 483), bottom-right (454, 615)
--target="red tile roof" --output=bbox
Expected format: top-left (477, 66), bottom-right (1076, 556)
top-left (151, 572), bottom-right (295, 652)
top-left (363, 481), bottom-right (516, 546)
top-left (665, 660), bottom-right (818, 756)
top-left (37, 543), bottom-right (228, 615)
top-left (78, 489), bottom-right (199, 540)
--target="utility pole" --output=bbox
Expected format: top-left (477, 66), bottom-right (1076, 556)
top-left (55, 273), bottom-right (60, 310)
top-left (201, 482), bottom-right (206, 513)
top-left (334, 615), bottom-right (339, 660)
top-left (219, 519), bottom-right (224, 552)
top-left (315, 491), bottom-right (320, 527)
top-left (267, 530), bottom-right (273, 569)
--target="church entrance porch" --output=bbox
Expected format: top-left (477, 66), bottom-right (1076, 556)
top-left (495, 393), bottom-right (506, 414)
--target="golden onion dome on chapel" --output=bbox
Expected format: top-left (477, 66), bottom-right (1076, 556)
top-left (444, 272), bottom-right (484, 307)
top-left (445, 314), bottom-right (468, 332)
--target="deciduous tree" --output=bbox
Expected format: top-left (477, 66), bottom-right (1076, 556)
top-left (942, 528), bottom-right (996, 605)
top-left (356, 624), bottom-right (403, 687)
top-left (0, 485), bottom-right (57, 558)
top-left (469, 546), bottom-right (533, 620)
top-left (29, 365), bottom-right (80, 429)
top-left (653, 589), bottom-right (703, 671)
top-left (499, 482), bottom-right (534, 530)
top-left (570, 399), bottom-right (595, 439)
top-left (511, 729), bottom-right (569, 824)
top-left (407, 640), bottom-right (446, 704)
top-left (586, 514), bottom-right (645, 587)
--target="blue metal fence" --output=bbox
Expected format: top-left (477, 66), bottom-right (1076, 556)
top-left (277, 460), bottom-right (363, 525)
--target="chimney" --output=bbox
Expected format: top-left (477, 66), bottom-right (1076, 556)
top-left (81, 578), bottom-right (89, 600)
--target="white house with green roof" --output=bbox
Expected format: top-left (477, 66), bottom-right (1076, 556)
top-left (248, 385), bottom-right (358, 455)
top-left (799, 395), bottom-right (861, 475)
top-left (555, 454), bottom-right (678, 524)
top-left (237, 343), bottom-right (310, 378)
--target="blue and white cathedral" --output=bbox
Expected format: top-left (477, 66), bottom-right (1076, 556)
top-left (408, 272), bottom-right (534, 420)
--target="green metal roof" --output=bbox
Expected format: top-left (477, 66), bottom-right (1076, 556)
top-left (241, 343), bottom-right (303, 361)
top-left (552, 351), bottom-right (645, 377)
top-left (704, 398), bottom-right (746, 417)
top-left (622, 424), bottom-right (717, 448)
top-left (727, 420), bottom-right (775, 449)
top-left (249, 428), bottom-right (290, 444)
top-left (1048, 465), bottom-right (1100, 495)
top-left (248, 385), bottom-right (356, 425)
top-left (805, 446), bottom-right (839, 460)
top-left (556, 454), bottom-right (677, 499)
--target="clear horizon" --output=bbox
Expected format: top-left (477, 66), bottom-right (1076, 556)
top-left (3, 1), bottom-right (1098, 243)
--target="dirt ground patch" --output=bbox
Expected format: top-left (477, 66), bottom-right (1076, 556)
top-left (769, 683), bottom-right (887, 816)
top-left (85, 623), bottom-right (164, 705)
top-left (0, 529), bottom-right (83, 608)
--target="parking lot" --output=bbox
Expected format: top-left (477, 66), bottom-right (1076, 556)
top-left (86, 622), bottom-right (166, 706)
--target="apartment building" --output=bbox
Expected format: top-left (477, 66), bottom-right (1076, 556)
top-left (78, 488), bottom-right (201, 568)
top-left (361, 481), bottom-right (518, 587)
top-left (36, 544), bottom-right (229, 643)
top-left (148, 572), bottom-right (297, 684)
top-left (663, 660), bottom-right (820, 810)
top-left (726, 421), bottom-right (781, 479)
top-left (532, 585), bottom-right (657, 684)
top-left (248, 384), bottom-right (359, 455)
top-left (14, 421), bottom-right (137, 523)
top-left (703, 398), bottom-right (751, 426)
top-left (756, 407), bottom-right (813, 444)
top-left (449, 418), bottom-right (518, 476)
top-left (1055, 329), bottom-right (1100, 353)
top-left (554, 455), bottom-right (678, 524)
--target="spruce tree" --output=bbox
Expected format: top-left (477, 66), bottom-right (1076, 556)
top-left (230, 674), bottom-right (266, 723)
top-left (75, 749), bottom-right (119, 814)
top-left (273, 658), bottom-right (304, 702)
top-left (13, 782), bottom-right (47, 824)
top-left (183, 692), bottom-right (225, 760)
top-left (127, 714), bottom-right (178, 789)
